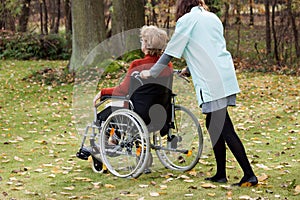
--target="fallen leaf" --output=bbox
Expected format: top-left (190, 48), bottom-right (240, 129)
top-left (63, 186), bottom-right (75, 191)
top-left (120, 191), bottom-right (130, 195)
top-left (24, 190), bottom-right (38, 195)
top-left (239, 195), bottom-right (251, 199)
top-left (125, 193), bottom-right (139, 197)
top-left (257, 173), bottom-right (268, 182)
top-left (48, 174), bottom-right (56, 178)
top-left (34, 168), bottom-right (43, 173)
top-left (14, 156), bottom-right (24, 162)
top-left (60, 192), bottom-right (71, 195)
top-left (255, 164), bottom-right (271, 170)
top-left (184, 179), bottom-right (194, 183)
top-left (73, 177), bottom-right (92, 182)
top-left (295, 185), bottom-right (300, 195)
top-left (104, 184), bottom-right (115, 188)
top-left (150, 181), bottom-right (157, 186)
top-left (160, 185), bottom-right (167, 190)
top-left (11, 186), bottom-right (25, 191)
top-left (139, 184), bottom-right (149, 188)
top-left (220, 185), bottom-right (231, 190)
top-left (226, 191), bottom-right (233, 198)
top-left (34, 140), bottom-right (48, 145)
top-left (150, 192), bottom-right (160, 197)
top-left (188, 170), bottom-right (197, 176)
top-left (178, 175), bottom-right (190, 179)
top-left (208, 193), bottom-right (216, 197)
top-left (201, 183), bottom-right (217, 189)
top-left (184, 184), bottom-right (196, 190)
top-left (150, 192), bottom-right (159, 197)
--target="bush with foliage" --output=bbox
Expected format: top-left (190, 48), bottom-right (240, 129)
top-left (0, 31), bottom-right (71, 60)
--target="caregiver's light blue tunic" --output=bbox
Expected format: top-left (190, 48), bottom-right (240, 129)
top-left (153, 6), bottom-right (240, 107)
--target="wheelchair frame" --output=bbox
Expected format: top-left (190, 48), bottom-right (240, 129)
top-left (76, 70), bottom-right (203, 178)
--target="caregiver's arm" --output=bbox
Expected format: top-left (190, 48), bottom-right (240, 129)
top-left (140, 53), bottom-right (172, 78)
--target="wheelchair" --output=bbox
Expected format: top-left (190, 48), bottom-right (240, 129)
top-left (76, 70), bottom-right (203, 178)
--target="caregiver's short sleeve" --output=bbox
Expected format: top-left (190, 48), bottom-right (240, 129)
top-left (164, 18), bottom-right (196, 59)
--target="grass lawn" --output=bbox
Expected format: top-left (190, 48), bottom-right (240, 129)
top-left (0, 60), bottom-right (299, 200)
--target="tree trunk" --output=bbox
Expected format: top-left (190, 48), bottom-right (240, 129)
top-left (42, 0), bottom-right (48, 34)
top-left (111, 0), bottom-right (145, 56)
top-left (287, 0), bottom-right (300, 58)
top-left (18, 0), bottom-right (31, 32)
top-left (55, 0), bottom-right (61, 33)
top-left (249, 0), bottom-right (254, 26)
top-left (271, 0), bottom-right (279, 63)
top-left (234, 0), bottom-right (241, 25)
top-left (64, 0), bottom-right (72, 34)
top-left (69, 0), bottom-right (106, 71)
top-left (0, 0), bottom-right (4, 29)
top-left (50, 0), bottom-right (61, 34)
top-left (104, 0), bottom-right (112, 37)
top-left (112, 0), bottom-right (145, 35)
top-left (40, 2), bottom-right (44, 34)
top-left (222, 2), bottom-right (230, 31)
top-left (0, 0), bottom-right (16, 31)
top-left (264, 0), bottom-right (272, 55)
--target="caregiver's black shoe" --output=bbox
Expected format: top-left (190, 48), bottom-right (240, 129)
top-left (232, 175), bottom-right (258, 187)
top-left (205, 176), bottom-right (228, 183)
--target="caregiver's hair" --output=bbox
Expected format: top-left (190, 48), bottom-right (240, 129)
top-left (175, 0), bottom-right (209, 21)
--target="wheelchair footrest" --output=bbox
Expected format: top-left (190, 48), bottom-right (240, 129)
top-left (76, 147), bottom-right (91, 160)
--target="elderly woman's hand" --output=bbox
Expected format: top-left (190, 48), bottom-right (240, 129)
top-left (140, 70), bottom-right (151, 79)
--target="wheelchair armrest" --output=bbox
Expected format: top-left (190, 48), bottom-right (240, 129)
top-left (100, 95), bottom-right (127, 101)
top-left (94, 95), bottom-right (130, 122)
top-left (94, 95), bottom-right (128, 109)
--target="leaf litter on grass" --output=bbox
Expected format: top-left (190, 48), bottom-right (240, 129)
top-left (0, 61), bottom-right (299, 199)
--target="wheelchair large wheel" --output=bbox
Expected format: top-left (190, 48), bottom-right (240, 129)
top-left (99, 109), bottom-right (150, 178)
top-left (154, 105), bottom-right (203, 171)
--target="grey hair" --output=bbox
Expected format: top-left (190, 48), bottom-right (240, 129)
top-left (140, 25), bottom-right (168, 56)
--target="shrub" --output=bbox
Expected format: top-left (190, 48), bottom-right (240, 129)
top-left (0, 31), bottom-right (71, 60)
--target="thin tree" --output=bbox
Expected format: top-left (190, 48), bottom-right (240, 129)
top-left (234, 0), bottom-right (241, 58)
top-left (222, 2), bottom-right (230, 31)
top-left (271, 0), bottom-right (279, 63)
top-left (249, 0), bottom-right (254, 26)
top-left (64, 0), bottom-right (72, 35)
top-left (50, 0), bottom-right (61, 34)
top-left (287, 0), bottom-right (300, 58)
top-left (40, 0), bottom-right (48, 34)
top-left (18, 0), bottom-right (32, 32)
top-left (264, 0), bottom-right (272, 55)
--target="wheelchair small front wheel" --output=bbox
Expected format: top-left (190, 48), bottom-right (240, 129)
top-left (99, 109), bottom-right (150, 178)
top-left (91, 155), bottom-right (107, 173)
top-left (155, 105), bottom-right (203, 171)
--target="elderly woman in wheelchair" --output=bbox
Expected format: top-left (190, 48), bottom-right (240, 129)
top-left (76, 25), bottom-right (203, 178)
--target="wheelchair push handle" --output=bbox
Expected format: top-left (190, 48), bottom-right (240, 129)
top-left (173, 69), bottom-right (191, 83)
top-left (131, 71), bottom-right (144, 86)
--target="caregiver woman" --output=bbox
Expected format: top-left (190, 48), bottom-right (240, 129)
top-left (140, 0), bottom-right (258, 186)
